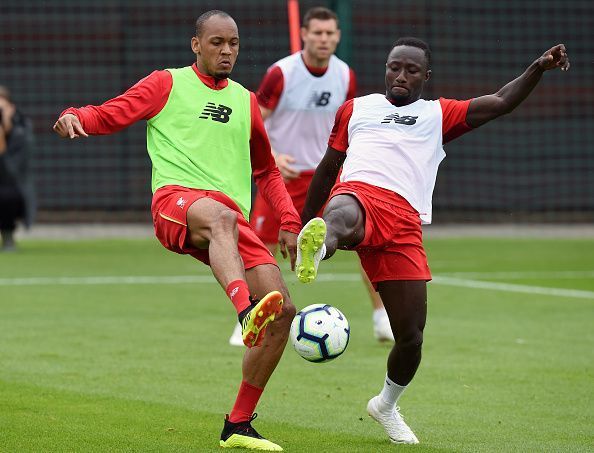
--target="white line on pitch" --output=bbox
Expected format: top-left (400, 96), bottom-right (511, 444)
top-left (314, 264), bottom-right (594, 280)
top-left (1, 273), bottom-right (593, 300)
top-left (0, 275), bottom-right (216, 286)
top-left (439, 270), bottom-right (594, 279)
top-left (0, 274), bottom-right (356, 286)
top-left (431, 276), bottom-right (594, 300)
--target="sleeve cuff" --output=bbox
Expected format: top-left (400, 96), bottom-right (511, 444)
top-left (279, 220), bottom-right (302, 235)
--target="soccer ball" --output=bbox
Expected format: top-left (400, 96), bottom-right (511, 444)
top-left (290, 304), bottom-right (350, 363)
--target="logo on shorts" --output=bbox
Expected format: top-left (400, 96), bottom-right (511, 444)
top-left (230, 286), bottom-right (239, 299)
top-left (255, 215), bottom-right (266, 232)
top-left (176, 197), bottom-right (187, 209)
top-left (199, 102), bottom-right (232, 123)
top-left (381, 113), bottom-right (418, 125)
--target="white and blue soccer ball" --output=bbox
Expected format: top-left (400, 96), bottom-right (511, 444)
top-left (290, 304), bottom-right (350, 363)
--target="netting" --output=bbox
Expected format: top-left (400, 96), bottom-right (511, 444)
top-left (1, 0), bottom-right (592, 222)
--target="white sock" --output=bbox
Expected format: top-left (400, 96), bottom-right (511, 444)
top-left (378, 374), bottom-right (406, 411)
top-left (373, 307), bottom-right (388, 324)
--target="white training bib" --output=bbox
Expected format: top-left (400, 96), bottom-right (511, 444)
top-left (342, 94), bottom-right (445, 224)
top-left (265, 52), bottom-right (351, 172)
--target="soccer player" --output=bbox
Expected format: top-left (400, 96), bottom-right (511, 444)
top-left (228, 6), bottom-right (394, 346)
top-left (296, 38), bottom-right (569, 444)
top-left (53, 10), bottom-right (300, 451)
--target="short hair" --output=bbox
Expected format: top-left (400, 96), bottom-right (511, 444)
top-left (392, 37), bottom-right (431, 68)
top-left (195, 10), bottom-right (232, 37)
top-left (302, 6), bottom-right (339, 29)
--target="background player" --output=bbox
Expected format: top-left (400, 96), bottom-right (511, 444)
top-left (53, 10), bottom-right (302, 451)
top-left (296, 38), bottom-right (569, 443)
top-left (228, 6), bottom-right (394, 346)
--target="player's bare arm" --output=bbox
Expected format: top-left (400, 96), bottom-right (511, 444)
top-left (53, 113), bottom-right (88, 139)
top-left (466, 44), bottom-right (570, 128)
top-left (301, 147), bottom-right (346, 223)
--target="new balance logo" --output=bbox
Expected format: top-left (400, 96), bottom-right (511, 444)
top-left (176, 197), bottom-right (187, 208)
top-left (199, 102), bottom-right (232, 123)
top-left (381, 113), bottom-right (418, 125)
top-left (230, 287), bottom-right (239, 299)
top-left (308, 91), bottom-right (332, 107)
top-left (254, 215), bottom-right (266, 232)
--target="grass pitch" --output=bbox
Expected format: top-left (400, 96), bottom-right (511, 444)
top-left (1, 236), bottom-right (593, 452)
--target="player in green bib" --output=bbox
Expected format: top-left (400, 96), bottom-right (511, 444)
top-left (54, 10), bottom-right (301, 451)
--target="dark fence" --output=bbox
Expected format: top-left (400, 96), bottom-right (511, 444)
top-left (1, 0), bottom-right (592, 222)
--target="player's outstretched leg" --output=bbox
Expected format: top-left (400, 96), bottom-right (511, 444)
top-left (238, 291), bottom-right (284, 348)
top-left (220, 413), bottom-right (283, 451)
top-left (296, 194), bottom-right (365, 284)
top-left (295, 217), bottom-right (327, 283)
top-left (366, 396), bottom-right (419, 444)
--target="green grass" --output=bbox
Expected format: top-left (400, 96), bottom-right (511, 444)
top-left (1, 237), bottom-right (593, 452)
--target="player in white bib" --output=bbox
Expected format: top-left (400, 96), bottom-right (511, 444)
top-left (229, 7), bottom-right (395, 346)
top-left (296, 38), bottom-right (570, 444)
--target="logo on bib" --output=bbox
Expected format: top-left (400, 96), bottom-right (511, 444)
top-left (308, 91), bottom-right (332, 107)
top-left (199, 102), bottom-right (232, 123)
top-left (381, 113), bottom-right (418, 125)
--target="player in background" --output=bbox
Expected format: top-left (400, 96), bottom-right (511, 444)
top-left (54, 10), bottom-right (300, 451)
top-left (228, 6), bottom-right (394, 347)
top-left (295, 38), bottom-right (569, 443)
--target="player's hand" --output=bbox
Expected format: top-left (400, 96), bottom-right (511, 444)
top-left (278, 229), bottom-right (298, 270)
top-left (537, 44), bottom-right (570, 72)
top-left (53, 114), bottom-right (89, 139)
top-left (274, 153), bottom-right (300, 181)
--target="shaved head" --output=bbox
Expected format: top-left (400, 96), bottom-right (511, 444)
top-left (195, 10), bottom-right (233, 37)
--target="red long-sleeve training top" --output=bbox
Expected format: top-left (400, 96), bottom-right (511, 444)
top-left (61, 63), bottom-right (301, 234)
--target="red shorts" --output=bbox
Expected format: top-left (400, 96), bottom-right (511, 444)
top-left (250, 171), bottom-right (315, 244)
top-left (151, 185), bottom-right (277, 270)
top-left (330, 181), bottom-right (432, 286)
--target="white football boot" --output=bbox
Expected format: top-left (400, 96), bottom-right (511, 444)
top-left (295, 218), bottom-right (327, 283)
top-left (228, 322), bottom-right (244, 347)
top-left (373, 312), bottom-right (395, 342)
top-left (367, 395), bottom-right (419, 444)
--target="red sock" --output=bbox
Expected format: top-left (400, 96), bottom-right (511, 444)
top-left (226, 280), bottom-right (251, 315)
top-left (229, 380), bottom-right (264, 423)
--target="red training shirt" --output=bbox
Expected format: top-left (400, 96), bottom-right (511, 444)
top-left (60, 64), bottom-right (301, 234)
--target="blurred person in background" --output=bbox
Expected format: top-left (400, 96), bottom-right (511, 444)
top-left (0, 85), bottom-right (35, 252)
top-left (228, 6), bottom-right (395, 347)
